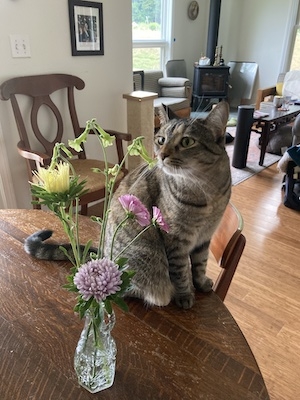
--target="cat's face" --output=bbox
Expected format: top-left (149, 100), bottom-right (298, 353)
top-left (154, 102), bottom-right (229, 178)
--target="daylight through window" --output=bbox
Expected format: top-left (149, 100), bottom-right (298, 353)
top-left (132, 0), bottom-right (172, 70)
top-left (290, 26), bottom-right (300, 70)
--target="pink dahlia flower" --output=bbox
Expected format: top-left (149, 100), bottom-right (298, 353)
top-left (152, 206), bottom-right (170, 233)
top-left (118, 194), bottom-right (151, 227)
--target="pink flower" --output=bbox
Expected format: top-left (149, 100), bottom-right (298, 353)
top-left (74, 258), bottom-right (122, 302)
top-left (118, 194), bottom-right (151, 227)
top-left (152, 206), bottom-right (169, 233)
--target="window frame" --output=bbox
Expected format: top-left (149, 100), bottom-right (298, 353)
top-left (132, 0), bottom-right (173, 71)
top-left (280, 0), bottom-right (300, 72)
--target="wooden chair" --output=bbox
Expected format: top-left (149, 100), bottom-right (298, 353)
top-left (209, 202), bottom-right (246, 301)
top-left (255, 72), bottom-right (286, 110)
top-left (133, 70), bottom-right (192, 129)
top-left (0, 73), bottom-right (132, 215)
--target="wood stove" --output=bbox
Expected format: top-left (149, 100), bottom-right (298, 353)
top-left (192, 65), bottom-right (230, 111)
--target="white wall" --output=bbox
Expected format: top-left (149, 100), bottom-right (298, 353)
top-left (0, 0), bottom-right (297, 209)
top-left (0, 0), bottom-right (132, 209)
top-left (171, 0), bottom-right (210, 81)
top-left (218, 0), bottom-right (298, 95)
top-left (172, 0), bottom-right (298, 96)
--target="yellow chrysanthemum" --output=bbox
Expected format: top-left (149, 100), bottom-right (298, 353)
top-left (34, 162), bottom-right (70, 193)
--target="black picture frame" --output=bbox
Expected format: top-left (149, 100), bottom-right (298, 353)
top-left (68, 0), bottom-right (104, 56)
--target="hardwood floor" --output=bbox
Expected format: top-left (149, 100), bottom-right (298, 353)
top-left (216, 164), bottom-right (300, 400)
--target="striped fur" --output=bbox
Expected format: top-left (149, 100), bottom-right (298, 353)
top-left (24, 230), bottom-right (97, 262)
top-left (105, 101), bottom-right (231, 308)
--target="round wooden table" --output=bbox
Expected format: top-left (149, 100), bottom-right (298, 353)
top-left (0, 210), bottom-right (269, 399)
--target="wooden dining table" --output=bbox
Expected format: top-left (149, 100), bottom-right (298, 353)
top-left (0, 209), bottom-right (270, 400)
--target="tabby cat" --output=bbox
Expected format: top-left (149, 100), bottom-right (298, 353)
top-left (24, 101), bottom-right (231, 309)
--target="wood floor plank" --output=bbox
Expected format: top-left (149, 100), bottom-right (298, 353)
top-left (223, 163), bottom-right (300, 400)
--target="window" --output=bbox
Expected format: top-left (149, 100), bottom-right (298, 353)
top-left (132, 0), bottom-right (172, 70)
top-left (290, 26), bottom-right (300, 70)
top-left (286, 3), bottom-right (300, 71)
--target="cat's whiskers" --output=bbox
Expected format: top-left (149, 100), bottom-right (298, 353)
top-left (190, 114), bottom-right (200, 126)
top-left (128, 163), bottom-right (157, 192)
top-left (183, 167), bottom-right (223, 203)
top-left (183, 169), bottom-right (208, 196)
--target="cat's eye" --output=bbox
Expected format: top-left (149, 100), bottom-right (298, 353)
top-left (156, 136), bottom-right (165, 145)
top-left (181, 137), bottom-right (195, 148)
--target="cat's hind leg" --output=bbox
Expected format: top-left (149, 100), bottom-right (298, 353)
top-left (126, 253), bottom-right (175, 307)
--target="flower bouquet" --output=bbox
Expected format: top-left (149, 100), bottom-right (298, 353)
top-left (29, 119), bottom-right (168, 393)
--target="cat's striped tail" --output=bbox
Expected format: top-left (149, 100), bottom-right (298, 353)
top-left (24, 229), bottom-right (74, 261)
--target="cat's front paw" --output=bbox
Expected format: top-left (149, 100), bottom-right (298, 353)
top-left (174, 293), bottom-right (195, 309)
top-left (193, 276), bottom-right (213, 293)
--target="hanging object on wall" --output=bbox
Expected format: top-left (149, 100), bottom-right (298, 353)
top-left (188, 1), bottom-right (199, 20)
top-left (68, 0), bottom-right (104, 56)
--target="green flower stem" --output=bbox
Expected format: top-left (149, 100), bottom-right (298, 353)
top-left (109, 215), bottom-right (129, 260)
top-left (49, 143), bottom-right (61, 170)
top-left (98, 148), bottom-right (130, 259)
top-left (94, 132), bottom-right (110, 258)
top-left (56, 198), bottom-right (81, 268)
top-left (83, 317), bottom-right (99, 380)
top-left (60, 154), bottom-right (77, 177)
top-left (49, 143), bottom-right (73, 171)
top-left (113, 224), bottom-right (152, 262)
top-left (71, 197), bottom-right (81, 266)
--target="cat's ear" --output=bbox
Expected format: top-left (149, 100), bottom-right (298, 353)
top-left (157, 104), bottom-right (180, 126)
top-left (156, 105), bottom-right (169, 126)
top-left (163, 104), bottom-right (179, 121)
top-left (205, 101), bottom-right (229, 139)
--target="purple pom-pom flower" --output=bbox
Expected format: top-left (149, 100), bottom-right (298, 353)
top-left (74, 258), bottom-right (122, 302)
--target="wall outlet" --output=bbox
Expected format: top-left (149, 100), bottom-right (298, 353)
top-left (10, 34), bottom-right (31, 58)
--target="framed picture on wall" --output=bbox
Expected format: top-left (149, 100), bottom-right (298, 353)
top-left (68, 0), bottom-right (104, 56)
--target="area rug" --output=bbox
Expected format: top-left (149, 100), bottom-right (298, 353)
top-left (226, 127), bottom-right (281, 185)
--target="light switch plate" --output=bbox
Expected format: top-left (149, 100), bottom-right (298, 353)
top-left (10, 34), bottom-right (31, 58)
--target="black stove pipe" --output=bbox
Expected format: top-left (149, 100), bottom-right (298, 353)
top-left (206, 0), bottom-right (222, 65)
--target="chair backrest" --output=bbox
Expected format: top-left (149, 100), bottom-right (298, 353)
top-left (166, 59), bottom-right (187, 78)
top-left (0, 73), bottom-right (86, 177)
top-left (133, 70), bottom-right (163, 95)
top-left (210, 202), bottom-right (246, 301)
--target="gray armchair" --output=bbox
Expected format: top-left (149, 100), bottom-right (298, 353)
top-left (166, 59), bottom-right (188, 78)
top-left (133, 70), bottom-right (192, 128)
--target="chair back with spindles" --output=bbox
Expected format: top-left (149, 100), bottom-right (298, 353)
top-left (0, 73), bottom-right (131, 215)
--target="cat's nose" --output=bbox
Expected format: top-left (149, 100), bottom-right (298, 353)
top-left (160, 152), bottom-right (169, 160)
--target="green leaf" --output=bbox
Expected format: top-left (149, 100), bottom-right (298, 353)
top-left (75, 297), bottom-right (94, 319)
top-left (112, 296), bottom-right (129, 312)
top-left (82, 240), bottom-right (94, 262)
top-left (62, 284), bottom-right (78, 293)
top-left (90, 215), bottom-right (103, 225)
top-left (59, 246), bottom-right (73, 263)
top-left (104, 299), bottom-right (113, 314)
top-left (116, 257), bottom-right (128, 268)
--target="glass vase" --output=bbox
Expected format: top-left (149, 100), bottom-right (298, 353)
top-left (74, 305), bottom-right (117, 393)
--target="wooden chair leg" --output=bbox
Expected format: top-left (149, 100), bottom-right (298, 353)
top-left (80, 204), bottom-right (88, 215)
